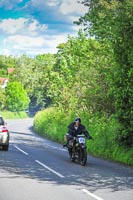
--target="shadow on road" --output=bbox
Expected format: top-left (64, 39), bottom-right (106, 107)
top-left (0, 130), bottom-right (133, 194)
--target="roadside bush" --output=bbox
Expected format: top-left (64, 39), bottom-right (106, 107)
top-left (34, 107), bottom-right (74, 142)
top-left (33, 107), bottom-right (133, 166)
top-left (5, 81), bottom-right (30, 112)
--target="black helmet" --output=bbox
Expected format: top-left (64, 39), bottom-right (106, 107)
top-left (75, 117), bottom-right (81, 123)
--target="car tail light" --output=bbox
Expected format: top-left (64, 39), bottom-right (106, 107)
top-left (2, 126), bottom-right (8, 132)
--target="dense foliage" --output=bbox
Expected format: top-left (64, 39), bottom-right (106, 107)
top-left (49, 32), bottom-right (115, 115)
top-left (5, 82), bottom-right (30, 111)
top-left (0, 55), bottom-right (18, 77)
top-left (76, 0), bottom-right (133, 147)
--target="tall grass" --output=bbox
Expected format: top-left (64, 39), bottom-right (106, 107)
top-left (0, 111), bottom-right (28, 119)
top-left (34, 107), bottom-right (73, 142)
top-left (33, 107), bottom-right (133, 166)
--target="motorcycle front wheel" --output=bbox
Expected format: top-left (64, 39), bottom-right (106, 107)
top-left (80, 148), bottom-right (87, 166)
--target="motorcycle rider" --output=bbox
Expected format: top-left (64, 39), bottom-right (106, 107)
top-left (63, 117), bottom-right (92, 148)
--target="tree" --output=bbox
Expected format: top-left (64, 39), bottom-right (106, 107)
top-left (48, 32), bottom-right (115, 114)
top-left (0, 87), bottom-right (6, 110)
top-left (11, 54), bottom-right (55, 110)
top-left (0, 55), bottom-right (18, 77)
top-left (77, 0), bottom-right (133, 146)
top-left (5, 82), bottom-right (30, 111)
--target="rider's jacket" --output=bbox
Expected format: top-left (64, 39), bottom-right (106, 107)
top-left (68, 122), bottom-right (91, 138)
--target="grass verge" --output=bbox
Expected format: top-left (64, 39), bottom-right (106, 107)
top-left (33, 107), bottom-right (133, 166)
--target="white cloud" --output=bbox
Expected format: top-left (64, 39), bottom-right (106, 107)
top-left (68, 16), bottom-right (85, 32)
top-left (2, 35), bottom-right (45, 56)
top-left (28, 19), bottom-right (47, 33)
top-left (1, 33), bottom-right (69, 56)
top-left (22, 0), bottom-right (86, 33)
top-left (5, 35), bottom-right (45, 48)
top-left (2, 48), bottom-right (11, 56)
top-left (28, 0), bottom-right (87, 17)
top-left (0, 0), bottom-right (22, 9)
top-left (44, 34), bottom-right (68, 49)
top-left (0, 14), bottom-right (70, 56)
top-left (29, 0), bottom-right (87, 12)
top-left (0, 18), bottom-right (47, 35)
top-left (30, 0), bottom-right (60, 7)
top-left (0, 18), bottom-right (27, 34)
top-left (29, 0), bottom-right (47, 10)
top-left (0, 0), bottom-right (87, 56)
top-left (46, 0), bottom-right (60, 7)
top-left (59, 0), bottom-right (88, 15)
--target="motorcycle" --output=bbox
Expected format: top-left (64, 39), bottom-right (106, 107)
top-left (65, 134), bottom-right (88, 166)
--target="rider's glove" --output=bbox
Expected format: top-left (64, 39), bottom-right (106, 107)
top-left (87, 135), bottom-right (93, 140)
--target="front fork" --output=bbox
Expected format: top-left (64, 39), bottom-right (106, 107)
top-left (71, 144), bottom-right (85, 160)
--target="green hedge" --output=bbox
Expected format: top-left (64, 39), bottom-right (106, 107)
top-left (33, 107), bottom-right (133, 166)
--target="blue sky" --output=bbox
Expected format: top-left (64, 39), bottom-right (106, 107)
top-left (0, 0), bottom-right (88, 57)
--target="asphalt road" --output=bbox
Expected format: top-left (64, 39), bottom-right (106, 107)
top-left (0, 118), bottom-right (133, 200)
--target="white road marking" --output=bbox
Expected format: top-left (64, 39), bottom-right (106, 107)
top-left (82, 189), bottom-right (104, 200)
top-left (15, 145), bottom-right (29, 155)
top-left (35, 159), bottom-right (65, 178)
top-left (60, 148), bottom-right (67, 152)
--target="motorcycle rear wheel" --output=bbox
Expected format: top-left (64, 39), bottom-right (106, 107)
top-left (68, 148), bottom-right (75, 162)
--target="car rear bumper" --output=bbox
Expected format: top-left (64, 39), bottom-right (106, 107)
top-left (0, 132), bottom-right (9, 144)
